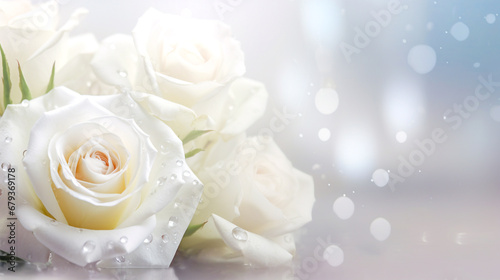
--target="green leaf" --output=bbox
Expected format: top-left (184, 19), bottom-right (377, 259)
top-left (45, 62), bottom-right (55, 93)
top-left (185, 148), bottom-right (204, 159)
top-left (1, 44), bottom-right (12, 110)
top-left (183, 221), bottom-right (207, 238)
top-left (18, 61), bottom-right (32, 101)
top-left (0, 249), bottom-right (27, 266)
top-left (182, 130), bottom-right (212, 145)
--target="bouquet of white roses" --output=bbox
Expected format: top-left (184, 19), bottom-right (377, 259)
top-left (0, 0), bottom-right (315, 271)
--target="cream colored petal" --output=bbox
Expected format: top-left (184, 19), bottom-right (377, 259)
top-left (17, 204), bottom-right (155, 267)
top-left (91, 34), bottom-right (138, 89)
top-left (98, 173), bottom-right (203, 268)
top-left (211, 214), bottom-right (292, 267)
top-left (130, 91), bottom-right (197, 138)
top-left (24, 92), bottom-right (113, 223)
top-left (192, 77), bottom-right (268, 137)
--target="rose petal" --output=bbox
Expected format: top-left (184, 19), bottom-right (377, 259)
top-left (132, 9), bottom-right (245, 106)
top-left (17, 204), bottom-right (156, 267)
top-left (24, 95), bottom-right (114, 224)
top-left (91, 34), bottom-right (138, 89)
top-left (129, 91), bottom-right (198, 138)
top-left (211, 214), bottom-right (293, 267)
top-left (98, 172), bottom-right (203, 268)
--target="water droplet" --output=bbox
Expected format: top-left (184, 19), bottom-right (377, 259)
top-left (333, 196), bottom-right (355, 220)
top-left (408, 44), bottom-right (436, 74)
top-left (23, 150), bottom-right (28, 158)
top-left (143, 234), bottom-right (153, 244)
top-left (82, 241), bottom-right (96, 254)
top-left (176, 160), bottom-right (183, 167)
top-left (117, 70), bottom-right (128, 78)
top-left (160, 141), bottom-right (171, 154)
top-left (168, 216), bottom-right (178, 228)
top-left (232, 227), bottom-right (248, 241)
top-left (323, 245), bottom-right (344, 267)
top-left (318, 128), bottom-right (331, 141)
top-left (1, 163), bottom-right (11, 171)
top-left (21, 99), bottom-right (30, 107)
top-left (115, 255), bottom-right (126, 263)
top-left (170, 174), bottom-right (177, 180)
top-left (4, 136), bottom-right (12, 143)
top-left (182, 170), bottom-right (191, 178)
top-left (315, 88), bottom-right (339, 115)
top-left (161, 234), bottom-right (169, 243)
top-left (157, 176), bottom-right (167, 186)
top-left (372, 169), bottom-right (389, 187)
top-left (485, 13), bottom-right (496, 24)
top-left (120, 236), bottom-right (128, 244)
top-left (370, 217), bottom-right (391, 241)
top-left (450, 22), bottom-right (469, 41)
top-left (192, 180), bottom-right (199, 185)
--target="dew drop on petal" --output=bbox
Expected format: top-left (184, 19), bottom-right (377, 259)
top-left (21, 100), bottom-right (29, 107)
top-left (143, 234), bottom-right (153, 244)
top-left (82, 241), bottom-right (96, 254)
top-left (117, 70), bottom-right (128, 78)
top-left (157, 176), bottom-right (167, 186)
top-left (160, 141), bottom-right (171, 154)
top-left (182, 170), bottom-right (191, 178)
top-left (161, 234), bottom-right (169, 243)
top-left (115, 255), bottom-right (126, 263)
top-left (1, 163), bottom-right (11, 171)
top-left (372, 169), bottom-right (390, 187)
top-left (176, 160), bottom-right (184, 167)
top-left (408, 44), bottom-right (436, 74)
top-left (323, 245), bottom-right (344, 267)
top-left (4, 136), bottom-right (12, 143)
top-left (315, 88), bottom-right (339, 115)
top-left (370, 217), bottom-right (391, 241)
top-left (232, 227), bottom-right (248, 241)
top-left (450, 21), bottom-right (470, 41)
top-left (168, 216), bottom-right (178, 228)
top-left (333, 196), bottom-right (355, 220)
top-left (192, 180), bottom-right (199, 185)
top-left (170, 174), bottom-right (177, 180)
top-left (119, 236), bottom-right (128, 244)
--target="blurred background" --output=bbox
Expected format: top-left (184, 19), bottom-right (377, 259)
top-left (47, 0), bottom-right (500, 278)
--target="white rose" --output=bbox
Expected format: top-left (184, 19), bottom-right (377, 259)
top-left (0, 0), bottom-right (111, 114)
top-left (91, 9), bottom-right (246, 107)
top-left (180, 137), bottom-right (315, 267)
top-left (91, 32), bottom-right (266, 148)
top-left (0, 87), bottom-right (203, 267)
